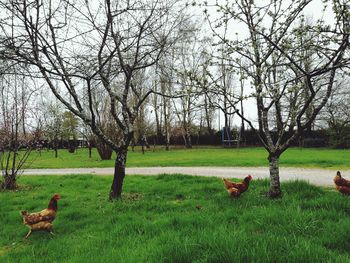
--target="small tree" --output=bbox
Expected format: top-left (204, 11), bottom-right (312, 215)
top-left (171, 24), bottom-right (208, 148)
top-left (0, 63), bottom-right (37, 189)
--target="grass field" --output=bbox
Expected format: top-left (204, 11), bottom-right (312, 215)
top-left (1, 175), bottom-right (350, 262)
top-left (24, 146), bottom-right (350, 169)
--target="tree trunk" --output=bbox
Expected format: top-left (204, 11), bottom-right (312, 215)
top-left (186, 131), bottom-right (192, 148)
top-left (154, 101), bottom-right (162, 139)
top-left (96, 139), bottom-right (113, 160)
top-left (204, 96), bottom-right (214, 136)
top-left (1, 172), bottom-right (17, 190)
top-left (131, 137), bottom-right (136, 152)
top-left (267, 154), bottom-right (282, 198)
top-left (240, 98), bottom-right (246, 146)
top-left (165, 129), bottom-right (170, 151)
top-left (141, 134), bottom-right (150, 154)
top-left (88, 143), bottom-right (92, 158)
top-left (182, 129), bottom-right (192, 149)
top-left (109, 148), bottom-right (128, 200)
top-left (141, 142), bottom-right (145, 155)
top-left (163, 97), bottom-right (170, 151)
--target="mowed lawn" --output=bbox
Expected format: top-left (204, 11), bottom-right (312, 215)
top-left (1, 175), bottom-right (350, 262)
top-left (25, 146), bottom-right (350, 169)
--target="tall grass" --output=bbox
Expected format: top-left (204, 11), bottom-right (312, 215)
top-left (23, 146), bottom-right (350, 169)
top-left (1, 175), bottom-right (349, 262)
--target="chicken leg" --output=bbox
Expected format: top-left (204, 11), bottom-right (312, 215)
top-left (24, 229), bottom-right (32, 239)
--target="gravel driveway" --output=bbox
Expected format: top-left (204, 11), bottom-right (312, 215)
top-left (21, 166), bottom-right (348, 187)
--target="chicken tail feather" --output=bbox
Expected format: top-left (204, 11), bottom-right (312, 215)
top-left (21, 211), bottom-right (28, 216)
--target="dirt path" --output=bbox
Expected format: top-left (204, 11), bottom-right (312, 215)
top-left (21, 167), bottom-right (348, 187)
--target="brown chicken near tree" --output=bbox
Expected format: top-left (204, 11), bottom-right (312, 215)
top-left (334, 171), bottom-right (350, 195)
top-left (222, 175), bottom-right (253, 198)
top-left (21, 194), bottom-right (61, 239)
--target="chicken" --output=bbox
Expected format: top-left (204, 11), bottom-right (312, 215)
top-left (226, 186), bottom-right (242, 198)
top-left (335, 185), bottom-right (350, 195)
top-left (222, 175), bottom-right (253, 198)
top-left (21, 194), bottom-right (60, 239)
top-left (334, 171), bottom-right (350, 187)
top-left (334, 171), bottom-right (350, 195)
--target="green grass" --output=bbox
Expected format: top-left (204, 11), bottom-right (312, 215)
top-left (1, 175), bottom-right (350, 262)
top-left (24, 146), bottom-right (350, 169)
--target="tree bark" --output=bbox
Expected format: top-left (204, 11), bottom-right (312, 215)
top-left (54, 146), bottom-right (58, 158)
top-left (109, 148), bottom-right (128, 200)
top-left (204, 96), bottom-right (214, 136)
top-left (88, 143), bottom-right (92, 158)
top-left (2, 172), bottom-right (17, 190)
top-left (186, 131), bottom-right (192, 148)
top-left (96, 139), bottom-right (113, 160)
top-left (165, 131), bottom-right (170, 151)
top-left (154, 99), bottom-right (162, 139)
top-left (267, 154), bottom-right (282, 198)
top-left (163, 94), bottom-right (170, 151)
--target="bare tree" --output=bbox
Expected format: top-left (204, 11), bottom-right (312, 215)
top-left (154, 52), bottom-right (177, 150)
top-left (171, 24), bottom-right (209, 148)
top-left (1, 0), bottom-right (186, 199)
top-left (206, 0), bottom-right (350, 197)
top-left (0, 63), bottom-right (38, 189)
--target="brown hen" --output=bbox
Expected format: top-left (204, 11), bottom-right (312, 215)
top-left (21, 194), bottom-right (60, 238)
top-left (222, 175), bottom-right (253, 198)
top-left (334, 171), bottom-right (350, 195)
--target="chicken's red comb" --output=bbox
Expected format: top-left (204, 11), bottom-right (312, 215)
top-left (54, 194), bottom-right (61, 200)
top-left (247, 175), bottom-right (253, 180)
